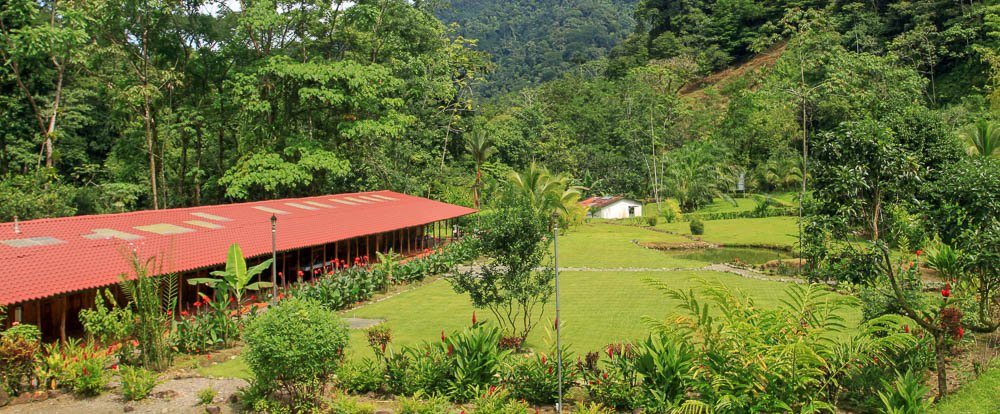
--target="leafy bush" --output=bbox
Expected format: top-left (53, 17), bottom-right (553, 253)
top-left (172, 305), bottom-right (239, 354)
top-left (645, 215), bottom-right (658, 226)
top-left (580, 344), bottom-right (641, 410)
top-left (119, 365), bottom-right (159, 401)
top-left (878, 369), bottom-right (934, 414)
top-left (397, 392), bottom-right (453, 414)
top-left (647, 282), bottom-right (918, 412)
top-left (659, 199), bottom-right (683, 223)
top-left (79, 289), bottom-right (133, 346)
top-left (501, 347), bottom-right (573, 405)
top-left (444, 322), bottom-right (510, 402)
top-left (297, 267), bottom-right (377, 311)
top-left (243, 297), bottom-right (349, 406)
top-left (471, 387), bottom-right (531, 413)
top-left (0, 323), bottom-right (41, 395)
top-left (633, 334), bottom-right (694, 408)
top-left (69, 346), bottom-right (112, 396)
top-left (197, 387), bottom-right (218, 405)
top-left (689, 218), bottom-right (704, 235)
top-left (325, 394), bottom-right (375, 414)
top-left (570, 403), bottom-right (616, 414)
top-left (336, 359), bottom-right (385, 394)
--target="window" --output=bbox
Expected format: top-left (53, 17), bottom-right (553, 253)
top-left (628, 206), bottom-right (636, 217)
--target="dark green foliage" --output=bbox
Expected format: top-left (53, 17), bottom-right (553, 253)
top-left (0, 323), bottom-right (40, 395)
top-left (435, 0), bottom-right (638, 96)
top-left (119, 366), bottom-right (159, 401)
top-left (449, 195), bottom-right (554, 342)
top-left (689, 219), bottom-right (704, 235)
top-left (877, 369), bottom-right (934, 414)
top-left (118, 254), bottom-right (175, 371)
top-left (243, 297), bottom-right (349, 406)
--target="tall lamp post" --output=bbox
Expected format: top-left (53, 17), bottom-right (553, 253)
top-left (271, 214), bottom-right (278, 303)
top-left (552, 212), bottom-right (563, 413)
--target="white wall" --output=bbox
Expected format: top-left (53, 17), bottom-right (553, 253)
top-left (594, 200), bottom-right (643, 219)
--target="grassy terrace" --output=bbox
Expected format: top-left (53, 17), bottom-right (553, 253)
top-left (201, 216), bottom-right (1000, 414)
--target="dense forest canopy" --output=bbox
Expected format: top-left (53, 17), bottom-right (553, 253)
top-left (1, 0), bottom-right (998, 223)
top-left (434, 0), bottom-right (638, 97)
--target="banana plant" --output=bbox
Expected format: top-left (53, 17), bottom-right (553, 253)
top-left (188, 243), bottom-right (273, 309)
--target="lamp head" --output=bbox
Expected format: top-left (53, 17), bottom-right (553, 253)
top-left (270, 213), bottom-right (277, 225)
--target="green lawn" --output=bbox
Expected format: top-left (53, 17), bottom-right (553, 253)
top-left (342, 269), bottom-right (861, 360)
top-left (557, 222), bottom-right (705, 268)
top-left (930, 359), bottom-right (1000, 414)
top-left (657, 216), bottom-right (800, 249)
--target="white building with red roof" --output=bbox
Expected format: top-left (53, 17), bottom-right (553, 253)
top-left (579, 196), bottom-right (643, 219)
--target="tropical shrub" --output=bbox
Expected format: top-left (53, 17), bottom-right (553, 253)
top-left (444, 322), bottom-right (510, 402)
top-left (580, 344), bottom-right (641, 410)
top-left (188, 243), bottom-right (273, 307)
top-left (197, 387), bottom-right (218, 405)
top-left (689, 218), bottom-right (704, 235)
top-left (325, 394), bottom-right (376, 414)
top-left (172, 304), bottom-right (239, 354)
top-left (243, 297), bottom-right (349, 406)
top-left (297, 267), bottom-right (377, 311)
top-left (570, 403), bottom-right (616, 414)
top-left (118, 253), bottom-right (176, 371)
top-left (645, 215), bottom-right (658, 227)
top-left (68, 344), bottom-right (112, 396)
top-left (647, 281), bottom-right (917, 413)
top-left (659, 199), bottom-right (683, 223)
top-left (450, 195), bottom-right (554, 344)
top-left (119, 365), bottom-right (159, 401)
top-left (336, 358), bottom-right (384, 394)
top-left (79, 289), bottom-right (133, 346)
top-left (501, 346), bottom-right (573, 405)
top-left (0, 323), bottom-right (41, 395)
top-left (632, 333), bottom-right (694, 409)
top-left (878, 369), bottom-right (934, 414)
top-left (397, 392), bottom-right (453, 414)
top-left (470, 387), bottom-right (532, 413)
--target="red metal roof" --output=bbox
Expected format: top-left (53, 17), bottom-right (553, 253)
top-left (0, 191), bottom-right (476, 305)
top-left (579, 196), bottom-right (625, 209)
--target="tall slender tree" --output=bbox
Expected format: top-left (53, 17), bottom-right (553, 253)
top-left (465, 131), bottom-right (495, 209)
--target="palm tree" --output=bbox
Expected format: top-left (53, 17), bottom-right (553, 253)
top-left (965, 119), bottom-right (1000, 158)
top-left (509, 163), bottom-right (581, 221)
top-left (465, 132), bottom-right (496, 209)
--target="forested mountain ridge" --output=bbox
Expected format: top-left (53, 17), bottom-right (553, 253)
top-left (435, 0), bottom-right (639, 97)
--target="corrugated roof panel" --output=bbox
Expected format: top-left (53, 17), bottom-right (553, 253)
top-left (0, 191), bottom-right (476, 305)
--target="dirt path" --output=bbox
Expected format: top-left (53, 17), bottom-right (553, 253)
top-left (1, 376), bottom-right (247, 414)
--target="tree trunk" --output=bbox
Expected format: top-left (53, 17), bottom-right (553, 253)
top-left (934, 335), bottom-right (948, 398)
top-left (144, 92), bottom-right (159, 210)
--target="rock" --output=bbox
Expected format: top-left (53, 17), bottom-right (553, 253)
top-left (31, 390), bottom-right (48, 402)
top-left (153, 389), bottom-right (179, 400)
top-left (374, 410), bottom-right (394, 414)
top-left (0, 387), bottom-right (8, 407)
top-left (205, 406), bottom-right (221, 414)
top-left (227, 393), bottom-right (239, 403)
top-left (123, 405), bottom-right (135, 412)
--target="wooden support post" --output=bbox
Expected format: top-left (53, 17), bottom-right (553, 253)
top-left (366, 236), bottom-right (371, 259)
top-left (375, 234), bottom-right (380, 257)
top-left (347, 238), bottom-right (352, 264)
top-left (334, 241), bottom-right (339, 271)
top-left (59, 296), bottom-right (67, 343)
top-left (178, 273), bottom-right (184, 315)
top-left (323, 243), bottom-right (327, 274)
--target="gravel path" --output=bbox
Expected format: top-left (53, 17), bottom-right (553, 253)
top-left (1, 376), bottom-right (247, 414)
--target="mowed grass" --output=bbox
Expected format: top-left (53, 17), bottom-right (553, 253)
top-left (930, 359), bottom-right (1000, 414)
top-left (657, 216), bottom-right (800, 249)
top-left (342, 269), bottom-right (862, 360)
top-left (556, 222), bottom-right (706, 268)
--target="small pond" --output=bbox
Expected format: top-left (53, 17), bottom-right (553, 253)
top-left (665, 247), bottom-right (793, 265)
